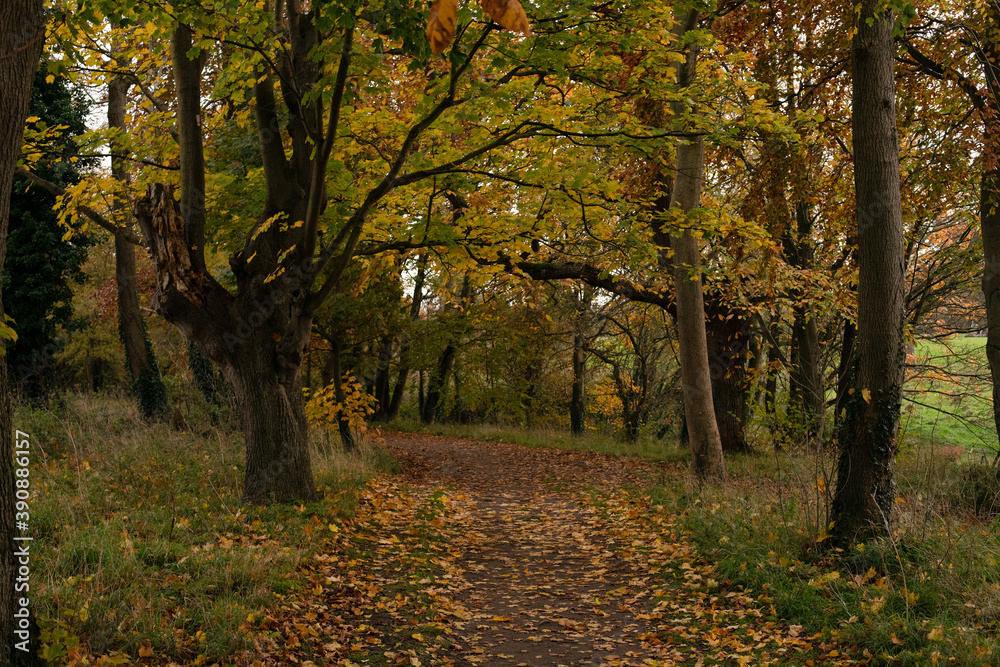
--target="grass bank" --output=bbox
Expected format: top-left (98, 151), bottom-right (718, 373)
top-left (17, 392), bottom-right (396, 665)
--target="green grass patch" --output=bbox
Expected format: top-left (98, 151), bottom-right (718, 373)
top-left (902, 335), bottom-right (997, 454)
top-left (385, 418), bottom-right (689, 463)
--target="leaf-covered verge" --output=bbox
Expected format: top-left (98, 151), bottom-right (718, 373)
top-left (16, 392), bottom-right (398, 665)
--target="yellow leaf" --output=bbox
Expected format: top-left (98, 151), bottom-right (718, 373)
top-left (480, 0), bottom-right (532, 34)
top-left (411, 633), bottom-right (424, 642)
top-left (862, 388), bottom-right (871, 403)
top-left (927, 626), bottom-right (944, 641)
top-left (45, 74), bottom-right (55, 84)
top-left (426, 0), bottom-right (458, 55)
top-left (138, 643), bottom-right (154, 657)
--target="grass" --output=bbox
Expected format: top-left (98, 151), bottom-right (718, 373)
top-left (902, 336), bottom-right (997, 454)
top-left (385, 418), bottom-right (689, 464)
top-left (17, 390), bottom-right (396, 665)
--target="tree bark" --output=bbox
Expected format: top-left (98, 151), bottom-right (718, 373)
top-left (0, 1), bottom-right (46, 662)
top-left (328, 339), bottom-right (356, 451)
top-left (114, 234), bottom-right (170, 420)
top-left (371, 334), bottom-right (393, 421)
top-left (421, 274), bottom-right (471, 425)
top-left (705, 307), bottom-right (750, 453)
top-left (668, 9), bottom-right (726, 481)
top-left (109, 72), bottom-right (171, 421)
top-left (834, 317), bottom-right (856, 430)
top-left (171, 24), bottom-right (207, 274)
top-left (785, 202), bottom-right (825, 444)
top-left (832, 2), bottom-right (906, 543)
top-left (571, 332), bottom-right (586, 434)
top-left (422, 340), bottom-right (458, 424)
top-left (977, 10), bottom-right (1000, 461)
top-left (223, 334), bottom-right (318, 502)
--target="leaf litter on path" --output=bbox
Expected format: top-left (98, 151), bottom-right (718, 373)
top-left (251, 433), bottom-right (865, 666)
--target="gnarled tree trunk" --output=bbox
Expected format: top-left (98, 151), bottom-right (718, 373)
top-left (136, 183), bottom-right (319, 503)
top-left (223, 332), bottom-right (317, 502)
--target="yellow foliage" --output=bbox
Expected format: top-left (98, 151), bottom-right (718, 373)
top-left (304, 373), bottom-right (376, 435)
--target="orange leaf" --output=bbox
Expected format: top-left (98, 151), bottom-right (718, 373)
top-left (480, 0), bottom-right (531, 34)
top-left (426, 0), bottom-right (458, 55)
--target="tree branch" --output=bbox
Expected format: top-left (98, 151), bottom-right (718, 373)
top-left (14, 166), bottom-right (141, 244)
top-left (303, 26), bottom-right (353, 260)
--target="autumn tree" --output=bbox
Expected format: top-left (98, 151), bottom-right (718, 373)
top-left (116, 0), bottom-right (540, 502)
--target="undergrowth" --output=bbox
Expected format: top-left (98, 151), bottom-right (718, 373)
top-left (652, 445), bottom-right (1000, 665)
top-left (16, 390), bottom-right (395, 665)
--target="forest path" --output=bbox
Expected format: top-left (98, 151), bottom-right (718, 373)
top-left (384, 432), bottom-right (661, 667)
top-left (261, 432), bottom-right (862, 666)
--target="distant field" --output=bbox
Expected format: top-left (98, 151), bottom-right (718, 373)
top-left (901, 335), bottom-right (997, 454)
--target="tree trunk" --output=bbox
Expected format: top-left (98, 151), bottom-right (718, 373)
top-left (115, 234), bottom-right (170, 419)
top-left (109, 75), bottom-right (170, 421)
top-left (223, 338), bottom-right (318, 503)
top-left (790, 308), bottom-right (824, 443)
top-left (388, 254), bottom-right (427, 420)
top-left (371, 335), bottom-right (393, 421)
top-left (668, 9), bottom-right (726, 482)
top-left (763, 314), bottom-right (780, 418)
top-left (833, 318), bottom-right (856, 430)
top-left (422, 342), bottom-right (457, 424)
top-left (705, 304), bottom-right (750, 453)
top-left (786, 202), bottom-right (825, 444)
top-left (328, 340), bottom-right (356, 451)
top-left (832, 2), bottom-right (906, 543)
top-left (983, 163), bottom-right (1000, 456)
top-left (978, 13), bottom-right (1000, 459)
top-left (134, 19), bottom-right (326, 504)
top-left (0, 1), bottom-right (46, 662)
top-left (421, 275), bottom-right (471, 424)
top-left (571, 332), bottom-right (586, 434)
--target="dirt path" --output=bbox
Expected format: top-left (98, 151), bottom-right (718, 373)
top-left (388, 433), bottom-right (659, 666)
top-left (256, 432), bottom-right (862, 666)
